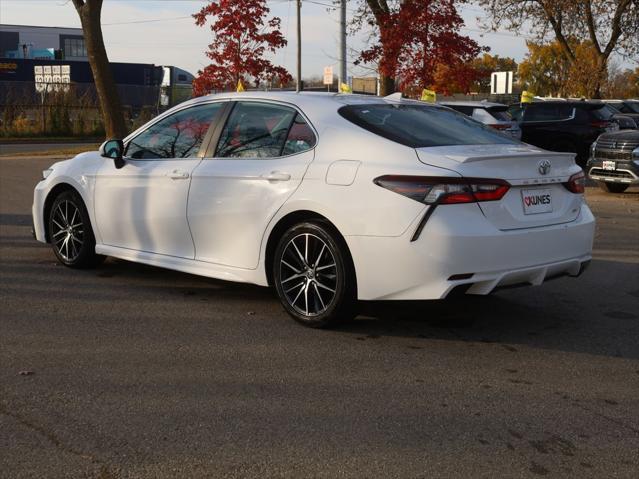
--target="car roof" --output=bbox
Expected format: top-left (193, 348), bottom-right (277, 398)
top-left (187, 91), bottom-right (437, 107)
top-left (515, 100), bottom-right (606, 110)
top-left (438, 100), bottom-right (507, 108)
top-left (175, 91), bottom-right (446, 119)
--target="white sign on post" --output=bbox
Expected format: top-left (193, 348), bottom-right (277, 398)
top-left (34, 64), bottom-right (71, 93)
top-left (490, 71), bottom-right (514, 94)
top-left (323, 66), bottom-right (333, 85)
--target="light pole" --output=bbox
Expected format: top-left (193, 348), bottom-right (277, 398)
top-left (339, 0), bottom-right (347, 86)
top-left (296, 0), bottom-right (302, 92)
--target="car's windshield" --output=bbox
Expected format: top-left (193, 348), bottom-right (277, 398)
top-left (338, 104), bottom-right (518, 148)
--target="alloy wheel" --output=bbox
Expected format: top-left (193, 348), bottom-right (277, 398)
top-left (51, 200), bottom-right (84, 262)
top-left (278, 233), bottom-right (338, 317)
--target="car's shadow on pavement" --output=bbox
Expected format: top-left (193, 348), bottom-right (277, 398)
top-left (6, 227), bottom-right (638, 360)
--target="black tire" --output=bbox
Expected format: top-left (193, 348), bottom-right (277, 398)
top-left (48, 190), bottom-right (104, 268)
top-left (598, 182), bottom-right (629, 193)
top-left (273, 221), bottom-right (357, 328)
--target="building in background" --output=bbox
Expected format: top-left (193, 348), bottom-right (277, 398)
top-left (0, 24), bottom-right (194, 111)
top-left (0, 24), bottom-right (87, 60)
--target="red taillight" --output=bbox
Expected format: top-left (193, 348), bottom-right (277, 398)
top-left (590, 120), bottom-right (609, 129)
top-left (489, 124), bottom-right (510, 131)
top-left (374, 176), bottom-right (510, 205)
top-left (563, 171), bottom-right (585, 194)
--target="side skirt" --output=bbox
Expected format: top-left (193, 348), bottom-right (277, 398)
top-left (95, 244), bottom-right (269, 286)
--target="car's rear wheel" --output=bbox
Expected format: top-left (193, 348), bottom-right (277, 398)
top-left (273, 221), bottom-right (357, 328)
top-left (598, 182), bottom-right (629, 193)
top-left (48, 190), bottom-right (104, 268)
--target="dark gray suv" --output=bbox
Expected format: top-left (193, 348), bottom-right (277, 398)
top-left (587, 130), bottom-right (639, 193)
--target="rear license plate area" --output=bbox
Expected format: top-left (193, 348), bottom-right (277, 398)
top-left (521, 189), bottom-right (553, 215)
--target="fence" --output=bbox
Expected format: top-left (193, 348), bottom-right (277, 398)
top-left (0, 81), bottom-right (165, 138)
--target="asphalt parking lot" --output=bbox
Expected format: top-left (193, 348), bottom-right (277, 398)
top-left (1, 156), bottom-right (638, 478)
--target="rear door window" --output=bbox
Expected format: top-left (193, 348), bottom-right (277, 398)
top-left (523, 104), bottom-right (574, 122)
top-left (282, 114), bottom-right (316, 155)
top-left (215, 101), bottom-right (298, 158)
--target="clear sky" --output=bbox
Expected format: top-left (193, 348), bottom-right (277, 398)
top-left (1, 0), bottom-right (633, 78)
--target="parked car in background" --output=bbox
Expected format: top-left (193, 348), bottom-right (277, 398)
top-left (602, 100), bottom-right (639, 128)
top-left (508, 101), bottom-right (619, 165)
top-left (33, 92), bottom-right (594, 328)
top-left (586, 129), bottom-right (639, 193)
top-left (439, 101), bottom-right (522, 139)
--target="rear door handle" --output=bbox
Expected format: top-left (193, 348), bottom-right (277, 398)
top-left (168, 169), bottom-right (190, 180)
top-left (261, 171), bottom-right (291, 182)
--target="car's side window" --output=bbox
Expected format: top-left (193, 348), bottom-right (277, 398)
top-left (126, 103), bottom-right (223, 160)
top-left (215, 102), bottom-right (298, 158)
top-left (524, 104), bottom-right (574, 122)
top-left (282, 114), bottom-right (316, 156)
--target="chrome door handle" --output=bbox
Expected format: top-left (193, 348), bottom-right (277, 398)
top-left (168, 169), bottom-right (190, 180)
top-left (261, 171), bottom-right (291, 181)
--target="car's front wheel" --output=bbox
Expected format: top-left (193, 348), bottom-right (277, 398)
top-left (48, 190), bottom-right (104, 268)
top-left (273, 221), bottom-right (357, 328)
top-left (598, 182), bottom-right (629, 193)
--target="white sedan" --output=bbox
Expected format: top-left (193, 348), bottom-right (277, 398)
top-left (33, 92), bottom-right (595, 327)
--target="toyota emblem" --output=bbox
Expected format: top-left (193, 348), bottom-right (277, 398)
top-left (538, 159), bottom-right (551, 175)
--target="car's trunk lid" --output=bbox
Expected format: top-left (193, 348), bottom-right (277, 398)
top-left (416, 144), bottom-right (583, 230)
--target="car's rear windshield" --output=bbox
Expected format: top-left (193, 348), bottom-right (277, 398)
top-left (624, 102), bottom-right (639, 114)
top-left (592, 105), bottom-right (616, 120)
top-left (338, 103), bottom-right (518, 148)
top-left (487, 106), bottom-right (512, 121)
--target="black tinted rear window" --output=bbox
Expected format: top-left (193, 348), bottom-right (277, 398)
top-left (592, 105), bottom-right (616, 120)
top-left (338, 104), bottom-right (517, 148)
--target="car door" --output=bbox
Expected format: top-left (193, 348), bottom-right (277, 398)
top-left (520, 104), bottom-right (574, 149)
top-left (187, 100), bottom-right (317, 269)
top-left (94, 101), bottom-right (225, 258)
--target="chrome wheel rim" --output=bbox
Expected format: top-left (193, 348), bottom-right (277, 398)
top-left (51, 200), bottom-right (84, 262)
top-left (279, 233), bottom-right (338, 317)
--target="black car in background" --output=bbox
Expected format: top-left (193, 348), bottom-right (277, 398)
top-left (586, 130), bottom-right (639, 193)
top-left (603, 100), bottom-right (639, 128)
top-left (509, 101), bottom-right (619, 165)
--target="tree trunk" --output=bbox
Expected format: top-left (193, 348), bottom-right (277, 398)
top-left (72, 0), bottom-right (127, 139)
top-left (378, 74), bottom-right (395, 96)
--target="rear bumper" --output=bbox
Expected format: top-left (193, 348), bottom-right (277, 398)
top-left (346, 202), bottom-right (595, 300)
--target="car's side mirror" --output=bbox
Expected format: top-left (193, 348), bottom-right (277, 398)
top-left (99, 139), bottom-right (125, 169)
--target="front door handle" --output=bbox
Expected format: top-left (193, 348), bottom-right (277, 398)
top-left (261, 171), bottom-right (291, 182)
top-left (168, 169), bottom-right (190, 180)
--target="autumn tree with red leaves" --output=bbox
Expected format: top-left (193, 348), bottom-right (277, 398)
top-left (354, 0), bottom-right (484, 95)
top-left (193, 0), bottom-right (292, 96)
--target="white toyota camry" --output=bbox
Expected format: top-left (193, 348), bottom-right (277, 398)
top-left (33, 92), bottom-right (595, 327)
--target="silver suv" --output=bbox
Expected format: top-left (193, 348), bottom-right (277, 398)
top-left (439, 101), bottom-right (522, 140)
